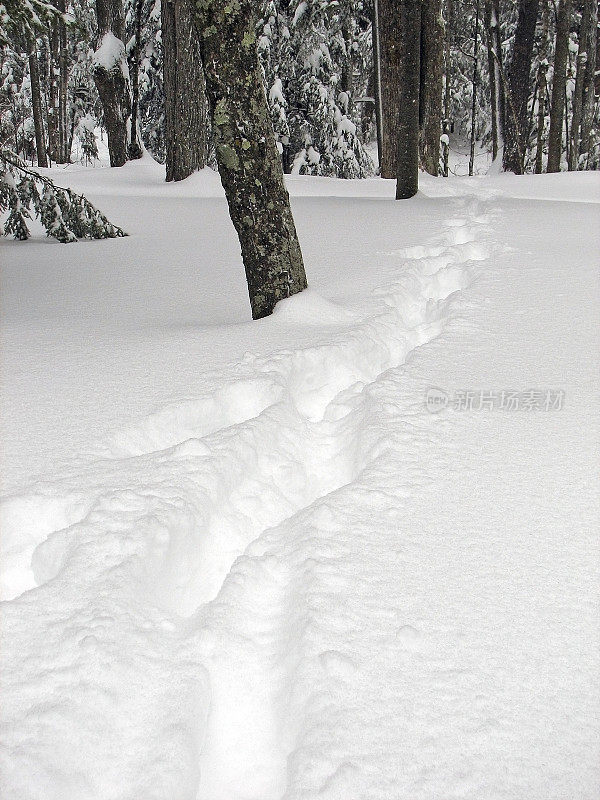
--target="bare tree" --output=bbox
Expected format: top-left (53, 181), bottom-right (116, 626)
top-left (190, 0), bottom-right (307, 319)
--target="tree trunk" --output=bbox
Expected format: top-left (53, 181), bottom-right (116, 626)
top-left (419, 0), bottom-right (444, 175)
top-left (485, 0), bottom-right (504, 161)
top-left (442, 0), bottom-right (453, 177)
top-left (547, 0), bottom-right (572, 172)
top-left (162, 0), bottom-right (208, 181)
top-left (378, 0), bottom-right (403, 178)
top-left (469, 0), bottom-right (480, 176)
top-left (27, 34), bottom-right (48, 168)
top-left (396, 0), bottom-right (421, 198)
top-left (57, 0), bottom-right (68, 162)
top-left (372, 0), bottom-right (384, 171)
top-left (579, 0), bottom-right (597, 167)
top-left (535, 59), bottom-right (548, 172)
top-left (47, 28), bottom-right (59, 163)
top-left (190, 0), bottom-right (307, 320)
top-left (93, 0), bottom-right (131, 168)
top-left (502, 0), bottom-right (539, 173)
top-left (128, 0), bottom-right (144, 160)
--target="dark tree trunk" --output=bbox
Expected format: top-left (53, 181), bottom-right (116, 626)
top-left (503, 0), bottom-right (540, 173)
top-left (442, 0), bottom-right (453, 177)
top-left (535, 0), bottom-right (549, 173)
top-left (57, 0), bottom-right (68, 163)
top-left (162, 0), bottom-right (208, 181)
top-left (579, 0), bottom-right (597, 167)
top-left (27, 35), bottom-right (48, 168)
top-left (547, 0), bottom-right (572, 172)
top-left (93, 0), bottom-right (131, 168)
top-left (190, 0), bottom-right (307, 320)
top-left (420, 0), bottom-right (444, 175)
top-left (378, 0), bottom-right (403, 178)
top-left (469, 0), bottom-right (480, 177)
top-left (128, 0), bottom-right (144, 160)
top-left (485, 0), bottom-right (504, 161)
top-left (396, 0), bottom-right (421, 198)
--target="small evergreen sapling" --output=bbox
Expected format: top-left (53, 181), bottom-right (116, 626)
top-left (0, 149), bottom-right (126, 242)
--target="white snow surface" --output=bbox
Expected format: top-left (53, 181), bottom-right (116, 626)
top-left (1, 157), bottom-right (599, 800)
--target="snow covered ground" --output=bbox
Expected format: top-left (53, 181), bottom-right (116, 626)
top-left (1, 158), bottom-right (599, 800)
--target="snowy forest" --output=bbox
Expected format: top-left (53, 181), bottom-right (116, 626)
top-left (1, 2), bottom-right (599, 800)
top-left (1, 0), bottom-right (599, 182)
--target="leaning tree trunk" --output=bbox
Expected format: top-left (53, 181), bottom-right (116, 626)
top-left (92, 0), bottom-right (131, 168)
top-left (485, 0), bottom-right (504, 162)
top-left (190, 0), bottom-right (307, 320)
top-left (27, 34), bottom-right (48, 168)
top-left (420, 0), bottom-right (444, 176)
top-left (396, 0), bottom-right (421, 198)
top-left (162, 0), bottom-right (208, 181)
top-left (503, 0), bottom-right (539, 173)
top-left (547, 0), bottom-right (572, 172)
top-left (377, 0), bottom-right (403, 178)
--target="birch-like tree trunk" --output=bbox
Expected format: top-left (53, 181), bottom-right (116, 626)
top-left (503, 0), bottom-right (539, 173)
top-left (190, 0), bottom-right (307, 319)
top-left (547, 0), bottom-right (572, 172)
top-left (162, 0), bottom-right (208, 181)
top-left (484, 0), bottom-right (504, 162)
top-left (93, 0), bottom-right (131, 168)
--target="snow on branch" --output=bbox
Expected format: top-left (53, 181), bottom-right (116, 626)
top-left (0, 150), bottom-right (127, 243)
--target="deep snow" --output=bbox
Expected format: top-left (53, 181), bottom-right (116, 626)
top-left (1, 158), bottom-right (599, 800)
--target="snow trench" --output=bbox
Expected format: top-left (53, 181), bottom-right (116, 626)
top-left (0, 203), bottom-right (491, 800)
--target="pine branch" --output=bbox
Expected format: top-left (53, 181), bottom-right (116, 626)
top-left (1, 149), bottom-right (127, 242)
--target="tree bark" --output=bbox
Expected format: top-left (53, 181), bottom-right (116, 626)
top-left (396, 0), bottom-right (421, 198)
top-left (502, 0), bottom-right (539, 173)
top-left (469, 0), bottom-right (480, 177)
top-left (420, 0), bottom-right (444, 175)
top-left (27, 34), bottom-right (48, 168)
top-left (128, 0), bottom-right (144, 159)
top-left (190, 0), bottom-right (307, 320)
top-left (547, 0), bottom-right (572, 172)
top-left (93, 0), bottom-right (131, 167)
top-left (484, 0), bottom-right (504, 161)
top-left (372, 0), bottom-right (384, 171)
top-left (579, 0), bottom-right (597, 167)
top-left (442, 0), bottom-right (453, 177)
top-left (57, 0), bottom-right (68, 162)
top-left (162, 0), bottom-right (208, 181)
top-left (378, 0), bottom-right (403, 178)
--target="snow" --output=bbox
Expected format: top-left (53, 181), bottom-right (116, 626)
top-left (92, 32), bottom-right (127, 73)
top-left (1, 158), bottom-right (599, 800)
